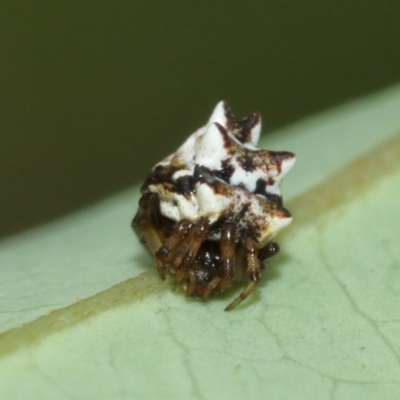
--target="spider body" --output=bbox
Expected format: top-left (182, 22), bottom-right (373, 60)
top-left (133, 102), bottom-right (295, 310)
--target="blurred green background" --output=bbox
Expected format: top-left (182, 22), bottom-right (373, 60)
top-left (1, 1), bottom-right (400, 238)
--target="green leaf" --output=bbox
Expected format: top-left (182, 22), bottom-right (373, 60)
top-left (1, 86), bottom-right (400, 399)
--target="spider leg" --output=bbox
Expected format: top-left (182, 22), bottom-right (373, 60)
top-left (202, 276), bottom-right (222, 301)
top-left (156, 217), bottom-right (208, 280)
top-left (219, 222), bottom-right (236, 292)
top-left (170, 218), bottom-right (209, 291)
top-left (233, 243), bottom-right (245, 283)
top-left (134, 217), bottom-right (163, 256)
top-left (132, 193), bottom-right (164, 238)
top-left (156, 220), bottom-right (192, 265)
top-left (225, 235), bottom-right (261, 311)
top-left (132, 193), bottom-right (165, 266)
top-left (138, 219), bottom-right (165, 278)
top-left (180, 218), bottom-right (209, 269)
top-left (133, 194), bottom-right (170, 278)
top-left (258, 242), bottom-right (280, 260)
top-left (186, 268), bottom-right (197, 296)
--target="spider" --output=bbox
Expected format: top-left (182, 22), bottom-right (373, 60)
top-left (132, 102), bottom-right (295, 310)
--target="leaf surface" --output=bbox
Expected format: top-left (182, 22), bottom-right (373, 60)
top-left (1, 86), bottom-right (400, 399)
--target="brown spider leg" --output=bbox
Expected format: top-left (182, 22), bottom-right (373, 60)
top-left (134, 217), bottom-right (163, 255)
top-left (186, 268), bottom-right (197, 296)
top-left (155, 220), bottom-right (191, 280)
top-left (203, 276), bottom-right (222, 301)
top-left (258, 242), bottom-right (280, 260)
top-left (134, 214), bottom-right (167, 279)
top-left (132, 193), bottom-right (167, 275)
top-left (139, 193), bottom-right (162, 226)
top-left (169, 225), bottom-right (196, 270)
top-left (180, 218), bottom-right (209, 269)
top-left (133, 193), bottom-right (164, 237)
top-left (132, 194), bottom-right (165, 257)
top-left (219, 222), bottom-right (236, 292)
top-left (225, 235), bottom-right (260, 311)
top-left (172, 218), bottom-right (209, 285)
top-left (233, 243), bottom-right (245, 283)
top-left (156, 220), bottom-right (192, 263)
